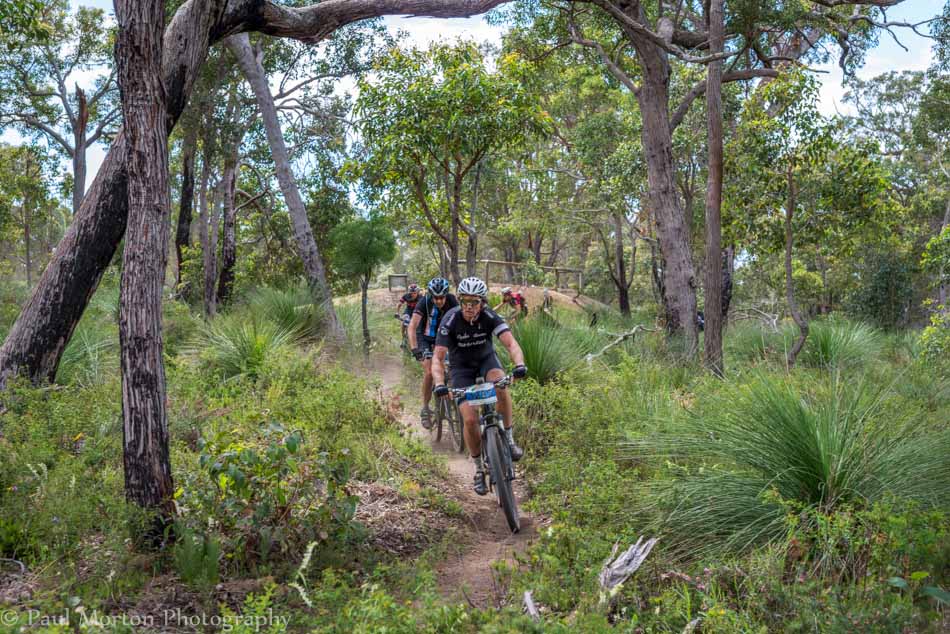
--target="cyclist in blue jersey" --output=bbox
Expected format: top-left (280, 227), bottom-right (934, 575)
top-left (408, 277), bottom-right (458, 429)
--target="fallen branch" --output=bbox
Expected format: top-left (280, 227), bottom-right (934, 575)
top-left (523, 590), bottom-right (541, 621)
top-left (0, 558), bottom-right (27, 575)
top-left (585, 325), bottom-right (658, 364)
top-left (598, 535), bottom-right (658, 601)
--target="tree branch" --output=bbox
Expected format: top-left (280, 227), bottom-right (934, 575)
top-left (568, 18), bottom-right (640, 95)
top-left (669, 68), bottom-right (779, 131)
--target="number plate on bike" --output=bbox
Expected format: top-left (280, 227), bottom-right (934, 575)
top-left (464, 383), bottom-right (497, 406)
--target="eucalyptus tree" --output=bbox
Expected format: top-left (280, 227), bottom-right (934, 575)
top-left (0, 0), bottom-right (120, 213)
top-left (497, 0), bottom-right (931, 361)
top-left (726, 74), bottom-right (891, 367)
top-left (354, 42), bottom-right (549, 284)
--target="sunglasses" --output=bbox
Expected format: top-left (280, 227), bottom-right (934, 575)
top-left (459, 298), bottom-right (482, 307)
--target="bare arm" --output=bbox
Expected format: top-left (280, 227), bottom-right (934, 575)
top-left (498, 331), bottom-right (525, 368)
top-left (408, 313), bottom-right (422, 350)
top-left (432, 345), bottom-right (448, 386)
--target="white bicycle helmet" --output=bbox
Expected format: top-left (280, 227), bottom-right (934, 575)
top-left (457, 277), bottom-right (488, 299)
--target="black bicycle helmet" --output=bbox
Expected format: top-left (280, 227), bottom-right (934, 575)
top-left (427, 277), bottom-right (450, 297)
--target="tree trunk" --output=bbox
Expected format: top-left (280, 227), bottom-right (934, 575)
top-left (23, 211), bottom-right (32, 288)
top-left (721, 246), bottom-right (734, 319)
top-left (197, 142), bottom-right (216, 319)
top-left (361, 277), bottom-right (370, 356)
top-left (73, 87), bottom-right (89, 214)
top-left (939, 198), bottom-right (950, 308)
top-left (613, 212), bottom-right (631, 316)
top-left (115, 0), bottom-right (175, 539)
top-left (175, 125), bottom-right (197, 293)
top-left (0, 0), bottom-right (509, 389)
top-left (216, 157), bottom-right (238, 306)
top-left (0, 0), bottom-right (228, 388)
top-left (205, 178), bottom-right (222, 318)
top-left (227, 33), bottom-right (342, 340)
top-left (635, 49), bottom-right (698, 358)
top-left (785, 166), bottom-right (808, 368)
top-left (702, 0), bottom-right (725, 377)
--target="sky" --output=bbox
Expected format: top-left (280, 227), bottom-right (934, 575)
top-left (4, 0), bottom-right (940, 191)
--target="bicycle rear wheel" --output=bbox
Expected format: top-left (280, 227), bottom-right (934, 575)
top-left (485, 425), bottom-right (520, 533)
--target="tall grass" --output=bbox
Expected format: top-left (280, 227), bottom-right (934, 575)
top-left (799, 318), bottom-right (882, 368)
top-left (186, 314), bottom-right (294, 381)
top-left (503, 314), bottom-right (594, 384)
top-left (333, 301), bottom-right (388, 351)
top-left (56, 321), bottom-right (117, 386)
top-left (626, 373), bottom-right (950, 556)
top-left (247, 282), bottom-right (324, 341)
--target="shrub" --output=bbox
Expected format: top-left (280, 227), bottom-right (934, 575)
top-left (799, 318), bottom-right (882, 368)
top-left (627, 373), bottom-right (950, 557)
top-left (186, 314), bottom-right (294, 381)
top-left (503, 315), bottom-right (592, 384)
top-left (56, 320), bottom-right (117, 386)
top-left (247, 281), bottom-right (325, 340)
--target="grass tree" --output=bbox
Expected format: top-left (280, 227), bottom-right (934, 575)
top-left (330, 216), bottom-right (396, 355)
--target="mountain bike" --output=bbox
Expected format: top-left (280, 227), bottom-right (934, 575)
top-left (450, 375), bottom-right (519, 532)
top-left (431, 357), bottom-right (464, 452)
top-left (395, 313), bottom-right (411, 356)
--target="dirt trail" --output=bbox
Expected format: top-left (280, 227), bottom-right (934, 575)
top-left (367, 353), bottom-right (538, 609)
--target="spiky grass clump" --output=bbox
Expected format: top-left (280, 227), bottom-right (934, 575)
top-left (56, 321), bottom-right (117, 387)
top-left (188, 314), bottom-right (294, 381)
top-left (800, 318), bottom-right (882, 368)
top-left (333, 300), bottom-right (388, 351)
top-left (627, 373), bottom-right (950, 556)
top-left (247, 282), bottom-right (324, 340)
top-left (504, 315), bottom-right (593, 384)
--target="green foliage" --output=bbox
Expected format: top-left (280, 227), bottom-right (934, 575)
top-left (172, 524), bottom-right (221, 590)
top-left (186, 314), bottom-right (295, 381)
top-left (247, 280), bottom-right (325, 341)
top-left (845, 250), bottom-right (915, 329)
top-left (56, 318), bottom-right (117, 386)
top-left (628, 374), bottom-right (950, 557)
top-left (799, 318), bottom-right (883, 368)
top-left (502, 314), bottom-right (592, 383)
top-left (919, 305), bottom-right (950, 367)
top-left (922, 225), bottom-right (950, 289)
top-left (329, 216), bottom-right (397, 284)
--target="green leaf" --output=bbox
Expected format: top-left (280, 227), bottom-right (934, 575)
top-left (887, 577), bottom-right (909, 590)
top-left (920, 586), bottom-right (950, 605)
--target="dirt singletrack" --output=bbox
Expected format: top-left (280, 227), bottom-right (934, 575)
top-left (368, 353), bottom-right (539, 609)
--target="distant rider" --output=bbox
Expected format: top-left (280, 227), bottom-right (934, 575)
top-left (394, 284), bottom-right (421, 343)
top-left (407, 277), bottom-right (458, 429)
top-left (432, 277), bottom-right (527, 495)
top-left (494, 287), bottom-right (528, 323)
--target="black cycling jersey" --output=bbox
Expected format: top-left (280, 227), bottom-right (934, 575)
top-left (399, 292), bottom-right (420, 315)
top-left (413, 294), bottom-right (459, 341)
top-left (435, 305), bottom-right (510, 365)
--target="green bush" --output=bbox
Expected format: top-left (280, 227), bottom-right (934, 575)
top-left (247, 281), bottom-right (325, 340)
top-left (185, 313), bottom-right (294, 381)
top-left (627, 373), bottom-right (950, 557)
top-left (799, 317), bottom-right (882, 369)
top-left (503, 314), bottom-right (594, 384)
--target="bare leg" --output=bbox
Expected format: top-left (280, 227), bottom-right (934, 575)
top-left (486, 367), bottom-right (512, 429)
top-left (461, 401), bottom-right (481, 456)
top-left (421, 358), bottom-right (433, 407)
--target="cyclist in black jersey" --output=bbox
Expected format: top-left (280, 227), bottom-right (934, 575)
top-left (407, 278), bottom-right (458, 429)
top-left (431, 277), bottom-right (527, 495)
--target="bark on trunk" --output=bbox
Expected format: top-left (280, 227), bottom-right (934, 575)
top-left (23, 213), bottom-right (32, 288)
top-left (613, 212), bottom-right (631, 316)
top-left (205, 178), bottom-right (222, 318)
top-left (115, 0), bottom-right (175, 538)
top-left (216, 157), bottom-right (238, 306)
top-left (0, 0), bottom-right (510, 388)
top-left (197, 141), bottom-right (216, 319)
top-left (175, 125), bottom-right (197, 293)
top-left (73, 87), bottom-right (89, 214)
top-left (635, 51), bottom-right (698, 358)
top-left (227, 32), bottom-right (342, 340)
top-left (702, 0), bottom-right (725, 377)
top-left (721, 246), bottom-right (734, 319)
top-left (360, 278), bottom-right (370, 356)
top-left (785, 166), bottom-right (808, 368)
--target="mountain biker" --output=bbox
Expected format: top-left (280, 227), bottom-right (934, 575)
top-left (431, 277), bottom-right (527, 496)
top-left (395, 284), bottom-right (421, 324)
top-left (407, 277), bottom-right (458, 429)
top-left (494, 287), bottom-right (528, 323)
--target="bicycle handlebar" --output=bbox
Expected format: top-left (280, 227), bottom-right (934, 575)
top-left (448, 374), bottom-right (513, 397)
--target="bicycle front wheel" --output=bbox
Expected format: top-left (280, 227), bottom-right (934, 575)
top-left (485, 425), bottom-right (520, 533)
